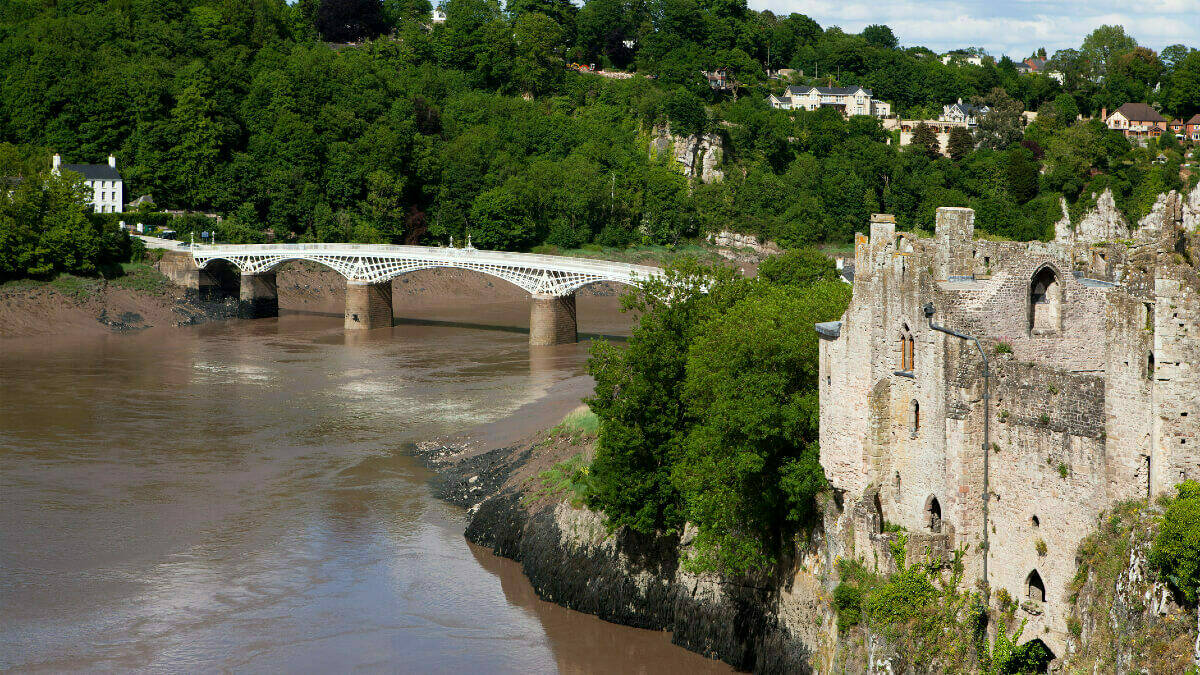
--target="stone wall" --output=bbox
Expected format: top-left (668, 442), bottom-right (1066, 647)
top-left (817, 200), bottom-right (1200, 663)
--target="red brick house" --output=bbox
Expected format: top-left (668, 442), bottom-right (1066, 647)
top-left (1105, 103), bottom-right (1167, 140)
top-left (1187, 114), bottom-right (1200, 142)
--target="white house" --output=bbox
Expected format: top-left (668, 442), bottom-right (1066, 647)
top-left (52, 153), bottom-right (124, 213)
top-left (940, 99), bottom-right (989, 125)
top-left (941, 53), bottom-right (983, 66)
top-left (767, 85), bottom-right (891, 118)
top-left (432, 5), bottom-right (446, 22)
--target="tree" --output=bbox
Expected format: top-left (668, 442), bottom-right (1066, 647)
top-left (1165, 51), bottom-right (1200, 119)
top-left (911, 122), bottom-right (940, 157)
top-left (674, 279), bottom-right (850, 573)
top-left (860, 24), bottom-right (897, 50)
top-left (757, 248), bottom-right (837, 286)
top-left (663, 88), bottom-right (708, 137)
top-left (1080, 24), bottom-right (1137, 80)
top-left (947, 126), bottom-right (974, 160)
top-left (316, 0), bottom-right (388, 41)
top-left (972, 87), bottom-right (1024, 150)
top-left (585, 259), bottom-right (742, 536)
top-left (512, 12), bottom-right (565, 97)
top-left (1006, 146), bottom-right (1038, 204)
top-left (469, 184), bottom-right (538, 250)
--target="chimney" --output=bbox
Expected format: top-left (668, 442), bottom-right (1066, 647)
top-left (1101, 107), bottom-right (1107, 121)
top-left (957, 97), bottom-right (962, 105)
top-left (108, 155), bottom-right (116, 169)
top-left (52, 153), bottom-right (61, 172)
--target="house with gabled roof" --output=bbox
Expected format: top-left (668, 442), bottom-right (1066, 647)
top-left (766, 85), bottom-right (890, 118)
top-left (51, 153), bottom-right (124, 213)
top-left (1186, 114), bottom-right (1200, 142)
top-left (1104, 103), bottom-right (1167, 141)
top-left (940, 98), bottom-right (989, 125)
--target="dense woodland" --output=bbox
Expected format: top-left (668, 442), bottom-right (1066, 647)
top-left (0, 0), bottom-right (1197, 279)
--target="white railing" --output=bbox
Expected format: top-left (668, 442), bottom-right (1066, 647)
top-left (190, 242), bottom-right (663, 296)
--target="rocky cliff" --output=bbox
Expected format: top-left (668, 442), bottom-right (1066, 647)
top-left (649, 124), bottom-right (725, 183)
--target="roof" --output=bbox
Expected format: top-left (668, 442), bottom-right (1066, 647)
top-left (946, 102), bottom-right (988, 116)
top-left (1187, 114), bottom-right (1200, 125)
top-left (61, 163), bottom-right (122, 181)
top-left (1112, 103), bottom-right (1166, 123)
top-left (785, 85), bottom-right (872, 97)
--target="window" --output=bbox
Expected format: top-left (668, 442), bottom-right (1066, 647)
top-left (1026, 570), bottom-right (1046, 603)
top-left (1029, 266), bottom-right (1062, 334)
top-left (925, 495), bottom-right (942, 533)
top-left (899, 325), bottom-right (915, 372)
top-left (911, 400), bottom-right (920, 435)
top-left (1147, 352), bottom-right (1155, 381)
top-left (1031, 514), bottom-right (1040, 528)
top-left (1145, 303), bottom-right (1154, 332)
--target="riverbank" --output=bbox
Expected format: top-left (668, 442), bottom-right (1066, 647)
top-left (411, 401), bottom-right (819, 673)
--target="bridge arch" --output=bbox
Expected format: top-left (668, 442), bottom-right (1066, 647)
top-left (189, 243), bottom-right (662, 343)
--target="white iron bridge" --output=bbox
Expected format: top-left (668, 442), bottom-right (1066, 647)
top-left (190, 243), bottom-right (663, 297)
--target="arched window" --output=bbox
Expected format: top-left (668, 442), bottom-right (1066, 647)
top-left (1031, 514), bottom-right (1040, 528)
top-left (925, 495), bottom-right (942, 533)
top-left (911, 400), bottom-right (920, 435)
top-left (899, 324), bottom-right (915, 372)
top-left (1029, 266), bottom-right (1062, 334)
top-left (1026, 570), bottom-right (1046, 603)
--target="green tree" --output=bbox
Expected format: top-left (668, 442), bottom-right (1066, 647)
top-left (972, 87), bottom-right (1025, 150)
top-left (469, 184), bottom-right (537, 250)
top-left (757, 248), bottom-right (837, 286)
top-left (586, 259), bottom-right (742, 536)
top-left (859, 24), bottom-right (897, 50)
top-left (1006, 146), bottom-right (1038, 204)
top-left (1080, 24), bottom-right (1137, 80)
top-left (911, 122), bottom-right (940, 157)
top-left (663, 88), bottom-right (708, 137)
top-left (947, 126), bottom-right (974, 160)
top-left (512, 12), bottom-right (565, 97)
top-left (674, 279), bottom-right (850, 574)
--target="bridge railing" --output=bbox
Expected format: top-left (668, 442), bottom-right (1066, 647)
top-left (190, 242), bottom-right (663, 278)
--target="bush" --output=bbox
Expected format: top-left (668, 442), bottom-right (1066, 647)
top-left (1151, 480), bottom-right (1200, 603)
top-left (863, 567), bottom-right (938, 626)
top-left (833, 583), bottom-right (863, 629)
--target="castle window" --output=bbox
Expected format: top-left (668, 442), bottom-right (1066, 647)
top-left (1029, 266), bottom-right (1062, 334)
top-left (1031, 514), bottom-right (1039, 528)
top-left (1147, 352), bottom-right (1155, 381)
top-left (1026, 570), bottom-right (1045, 603)
top-left (894, 471), bottom-right (901, 501)
top-left (925, 495), bottom-right (942, 533)
top-left (1145, 303), bottom-right (1154, 332)
top-left (911, 400), bottom-right (920, 435)
top-left (899, 325), bottom-right (914, 372)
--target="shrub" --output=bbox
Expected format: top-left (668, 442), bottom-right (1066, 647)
top-left (1058, 462), bottom-right (1069, 479)
top-left (833, 582), bottom-right (863, 630)
top-left (996, 342), bottom-right (1013, 354)
top-left (1035, 538), bottom-right (1047, 556)
top-left (863, 567), bottom-right (937, 626)
top-left (1150, 480), bottom-right (1200, 603)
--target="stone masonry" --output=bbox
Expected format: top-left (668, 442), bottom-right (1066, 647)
top-left (817, 188), bottom-right (1200, 661)
top-left (529, 292), bottom-right (577, 346)
top-left (344, 281), bottom-right (393, 330)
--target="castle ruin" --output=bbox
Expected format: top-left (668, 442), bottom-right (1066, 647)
top-left (816, 188), bottom-right (1200, 660)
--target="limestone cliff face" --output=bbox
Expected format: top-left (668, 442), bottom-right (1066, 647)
top-left (1073, 188), bottom-right (1130, 243)
top-left (649, 124), bottom-right (725, 183)
top-left (1061, 505), bottom-right (1197, 673)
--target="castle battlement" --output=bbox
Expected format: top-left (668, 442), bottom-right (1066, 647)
top-left (818, 191), bottom-right (1200, 659)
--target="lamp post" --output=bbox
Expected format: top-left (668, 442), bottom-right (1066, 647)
top-left (924, 302), bottom-right (991, 592)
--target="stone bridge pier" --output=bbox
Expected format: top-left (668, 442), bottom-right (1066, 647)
top-left (344, 281), bottom-right (394, 330)
top-left (238, 272), bottom-right (278, 319)
top-left (529, 293), bottom-right (577, 346)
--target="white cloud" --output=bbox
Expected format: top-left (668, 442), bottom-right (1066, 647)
top-left (750, 0), bottom-right (1200, 59)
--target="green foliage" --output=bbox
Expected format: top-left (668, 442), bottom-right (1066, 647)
top-left (587, 256), bottom-right (849, 575)
top-left (1151, 480), bottom-right (1200, 604)
top-left (1057, 461), bottom-right (1068, 478)
top-left (756, 248), bottom-right (837, 286)
top-left (833, 582), bottom-right (863, 629)
top-left (527, 453), bottom-right (593, 508)
top-left (863, 567), bottom-right (938, 626)
top-left (996, 342), bottom-right (1013, 354)
top-left (986, 619), bottom-right (1052, 674)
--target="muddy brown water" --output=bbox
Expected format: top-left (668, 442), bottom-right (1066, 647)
top-left (0, 295), bottom-right (730, 673)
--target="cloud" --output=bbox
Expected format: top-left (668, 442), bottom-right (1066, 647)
top-left (750, 0), bottom-right (1199, 58)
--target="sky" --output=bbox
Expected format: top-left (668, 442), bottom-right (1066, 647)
top-left (749, 0), bottom-right (1200, 61)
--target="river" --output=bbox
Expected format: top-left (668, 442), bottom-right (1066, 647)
top-left (0, 297), bottom-right (729, 673)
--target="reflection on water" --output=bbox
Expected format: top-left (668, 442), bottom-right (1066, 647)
top-left (0, 308), bottom-right (727, 673)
